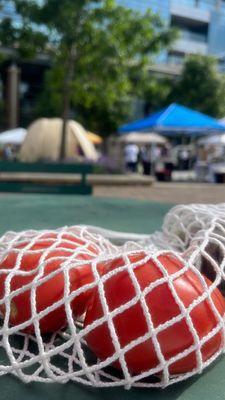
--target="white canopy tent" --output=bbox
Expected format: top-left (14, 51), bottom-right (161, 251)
top-left (118, 131), bottom-right (167, 145)
top-left (197, 134), bottom-right (225, 180)
top-left (0, 128), bottom-right (27, 145)
top-left (198, 134), bottom-right (225, 146)
top-left (219, 117), bottom-right (225, 125)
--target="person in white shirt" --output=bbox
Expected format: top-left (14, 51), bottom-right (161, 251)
top-left (124, 143), bottom-right (139, 173)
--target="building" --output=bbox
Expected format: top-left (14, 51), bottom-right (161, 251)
top-left (117, 0), bottom-right (225, 73)
top-left (0, 2), bottom-right (49, 129)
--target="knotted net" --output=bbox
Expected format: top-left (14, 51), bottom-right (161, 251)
top-left (0, 204), bottom-right (224, 389)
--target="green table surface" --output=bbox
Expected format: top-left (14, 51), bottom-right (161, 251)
top-left (0, 194), bottom-right (224, 400)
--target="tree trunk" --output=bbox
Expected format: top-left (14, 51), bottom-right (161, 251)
top-left (59, 46), bottom-right (76, 160)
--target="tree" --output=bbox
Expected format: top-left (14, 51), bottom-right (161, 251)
top-left (142, 76), bottom-right (172, 116)
top-left (33, 0), bottom-right (176, 140)
top-left (168, 55), bottom-right (225, 118)
top-left (0, 0), bottom-right (175, 156)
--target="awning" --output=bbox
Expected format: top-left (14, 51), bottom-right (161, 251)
top-left (198, 134), bottom-right (225, 145)
top-left (0, 128), bottom-right (27, 145)
top-left (118, 131), bottom-right (167, 145)
top-left (119, 103), bottom-right (225, 136)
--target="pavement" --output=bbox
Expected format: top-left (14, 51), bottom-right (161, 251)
top-left (94, 181), bottom-right (225, 204)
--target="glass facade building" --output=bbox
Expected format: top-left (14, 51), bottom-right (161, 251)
top-left (2, 0), bottom-right (225, 67)
top-left (117, 0), bottom-right (225, 70)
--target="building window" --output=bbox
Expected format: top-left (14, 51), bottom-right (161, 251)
top-left (171, 16), bottom-right (208, 44)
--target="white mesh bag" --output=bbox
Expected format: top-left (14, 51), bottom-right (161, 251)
top-left (0, 204), bottom-right (225, 389)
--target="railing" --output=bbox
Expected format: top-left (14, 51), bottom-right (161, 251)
top-left (170, 1), bottom-right (210, 22)
top-left (172, 38), bottom-right (208, 54)
top-left (179, 29), bottom-right (208, 43)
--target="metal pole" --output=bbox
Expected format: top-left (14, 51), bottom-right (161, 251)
top-left (60, 47), bottom-right (76, 160)
top-left (6, 63), bottom-right (20, 129)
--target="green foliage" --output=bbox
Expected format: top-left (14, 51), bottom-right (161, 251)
top-left (36, 1), bottom-right (176, 135)
top-left (0, 8), bottom-right (48, 58)
top-left (168, 55), bottom-right (225, 118)
top-left (0, 0), bottom-right (175, 136)
top-left (141, 75), bottom-right (172, 115)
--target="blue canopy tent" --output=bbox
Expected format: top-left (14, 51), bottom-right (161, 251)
top-left (119, 103), bottom-right (225, 136)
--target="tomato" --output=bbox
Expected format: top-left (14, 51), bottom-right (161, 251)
top-left (84, 252), bottom-right (225, 376)
top-left (0, 231), bottom-right (102, 333)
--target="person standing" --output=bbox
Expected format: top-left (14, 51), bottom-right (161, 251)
top-left (178, 148), bottom-right (189, 170)
top-left (3, 144), bottom-right (13, 160)
top-left (140, 145), bottom-right (151, 175)
top-left (124, 143), bottom-right (139, 173)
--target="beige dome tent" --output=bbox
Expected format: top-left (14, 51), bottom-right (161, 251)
top-left (19, 118), bottom-right (98, 162)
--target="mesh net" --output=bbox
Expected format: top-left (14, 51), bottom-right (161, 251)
top-left (0, 205), bottom-right (225, 389)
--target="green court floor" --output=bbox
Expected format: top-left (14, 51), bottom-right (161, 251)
top-left (0, 194), bottom-right (224, 400)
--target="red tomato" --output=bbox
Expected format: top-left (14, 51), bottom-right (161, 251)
top-left (0, 231), bottom-right (101, 333)
top-left (84, 252), bottom-right (225, 376)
